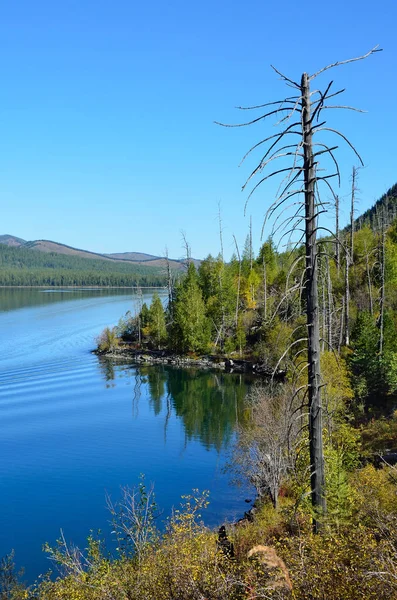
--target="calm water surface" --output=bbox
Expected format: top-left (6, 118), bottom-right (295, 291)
top-left (0, 288), bottom-right (251, 582)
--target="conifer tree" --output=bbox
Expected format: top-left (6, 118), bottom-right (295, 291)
top-left (171, 263), bottom-right (211, 353)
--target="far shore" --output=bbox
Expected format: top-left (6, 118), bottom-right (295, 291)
top-left (0, 285), bottom-right (167, 289)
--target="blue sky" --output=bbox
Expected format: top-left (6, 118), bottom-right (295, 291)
top-left (1, 0), bottom-right (396, 260)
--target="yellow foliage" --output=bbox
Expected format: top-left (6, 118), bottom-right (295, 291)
top-left (242, 269), bottom-right (261, 309)
top-left (352, 463), bottom-right (397, 523)
top-left (321, 351), bottom-right (354, 419)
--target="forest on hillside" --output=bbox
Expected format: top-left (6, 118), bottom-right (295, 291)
top-left (0, 243), bottom-right (168, 287)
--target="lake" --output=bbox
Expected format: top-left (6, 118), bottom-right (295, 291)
top-left (0, 288), bottom-right (252, 582)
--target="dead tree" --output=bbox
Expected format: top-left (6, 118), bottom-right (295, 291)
top-left (345, 243), bottom-right (350, 346)
top-left (233, 384), bottom-right (298, 510)
top-left (363, 238), bottom-right (375, 316)
top-left (217, 46), bottom-right (380, 531)
top-left (350, 166), bottom-right (360, 262)
top-left (378, 198), bottom-right (388, 356)
top-left (216, 203), bottom-right (226, 349)
top-left (233, 234), bottom-right (242, 330)
top-left (262, 246), bottom-right (268, 321)
top-left (335, 194), bottom-right (340, 272)
top-left (164, 247), bottom-right (175, 308)
top-left (180, 230), bottom-right (191, 267)
top-left (249, 215), bottom-right (253, 272)
top-left (344, 166), bottom-right (360, 346)
top-left (326, 252), bottom-right (333, 349)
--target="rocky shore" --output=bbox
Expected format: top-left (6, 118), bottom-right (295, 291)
top-left (94, 345), bottom-right (286, 379)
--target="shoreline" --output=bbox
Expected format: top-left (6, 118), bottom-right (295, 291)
top-left (94, 346), bottom-right (287, 379)
top-left (0, 285), bottom-right (167, 289)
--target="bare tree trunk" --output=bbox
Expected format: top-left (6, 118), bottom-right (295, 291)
top-left (326, 253), bottom-right (333, 349)
top-left (249, 215), bottom-right (253, 272)
top-left (136, 286), bottom-right (143, 346)
top-left (181, 231), bottom-right (191, 266)
top-left (321, 266), bottom-right (326, 352)
top-left (218, 202), bottom-right (224, 261)
top-left (233, 234), bottom-right (242, 330)
top-left (364, 240), bottom-right (374, 316)
top-left (263, 253), bottom-right (267, 321)
top-left (350, 166), bottom-right (358, 263)
top-left (302, 72), bottom-right (326, 529)
top-left (335, 195), bottom-right (340, 272)
top-left (379, 200), bottom-right (388, 356)
top-left (343, 166), bottom-right (357, 347)
top-left (379, 230), bottom-right (385, 356)
top-left (217, 205), bottom-right (226, 350)
top-left (338, 296), bottom-right (345, 353)
top-left (345, 244), bottom-right (350, 346)
top-left (165, 247), bottom-right (173, 308)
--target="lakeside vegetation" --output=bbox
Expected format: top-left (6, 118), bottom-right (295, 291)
top-left (58, 184), bottom-right (397, 598)
top-left (101, 191), bottom-right (397, 420)
top-left (4, 225), bottom-right (397, 595)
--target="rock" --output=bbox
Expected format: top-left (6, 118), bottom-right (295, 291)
top-left (217, 526), bottom-right (234, 558)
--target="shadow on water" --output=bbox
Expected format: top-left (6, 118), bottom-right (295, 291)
top-left (97, 358), bottom-right (252, 452)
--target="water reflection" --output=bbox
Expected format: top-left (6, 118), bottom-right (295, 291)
top-left (0, 287), bottom-right (158, 313)
top-left (97, 358), bottom-right (251, 452)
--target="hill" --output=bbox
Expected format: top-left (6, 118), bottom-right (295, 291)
top-left (355, 182), bottom-right (397, 230)
top-left (0, 243), bottom-right (170, 287)
top-left (0, 235), bottom-right (196, 271)
top-left (0, 234), bottom-right (27, 247)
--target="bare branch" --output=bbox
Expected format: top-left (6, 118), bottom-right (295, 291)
top-left (310, 80), bottom-right (333, 123)
top-left (214, 106), bottom-right (294, 128)
top-left (270, 64), bottom-right (301, 88)
top-left (314, 127), bottom-right (364, 165)
top-left (309, 45), bottom-right (381, 80)
top-left (273, 338), bottom-right (309, 378)
top-left (263, 183), bottom-right (305, 228)
top-left (313, 144), bottom-right (340, 185)
top-left (319, 105), bottom-right (366, 113)
top-left (245, 167), bottom-right (303, 212)
top-left (244, 150), bottom-right (304, 188)
top-left (235, 97), bottom-right (299, 110)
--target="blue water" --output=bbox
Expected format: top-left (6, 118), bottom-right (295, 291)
top-left (0, 288), bottom-right (251, 582)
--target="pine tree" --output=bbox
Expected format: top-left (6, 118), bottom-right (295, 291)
top-left (171, 263), bottom-right (211, 353)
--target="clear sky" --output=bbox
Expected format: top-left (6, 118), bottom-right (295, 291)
top-left (1, 0), bottom-right (396, 260)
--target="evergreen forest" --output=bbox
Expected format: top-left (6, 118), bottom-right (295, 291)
top-left (0, 243), bottom-right (168, 287)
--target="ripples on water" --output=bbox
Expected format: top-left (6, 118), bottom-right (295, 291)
top-left (0, 288), bottom-right (252, 582)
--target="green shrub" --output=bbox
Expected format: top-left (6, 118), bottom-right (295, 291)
top-left (97, 327), bottom-right (120, 353)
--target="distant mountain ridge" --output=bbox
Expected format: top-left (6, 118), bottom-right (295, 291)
top-left (0, 234), bottom-right (26, 247)
top-left (0, 235), bottom-right (199, 271)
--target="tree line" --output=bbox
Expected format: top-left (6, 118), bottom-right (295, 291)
top-left (0, 243), bottom-right (168, 287)
top-left (112, 204), bottom-right (397, 413)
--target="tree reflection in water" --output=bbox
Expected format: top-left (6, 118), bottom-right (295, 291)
top-left (97, 359), bottom-right (252, 452)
